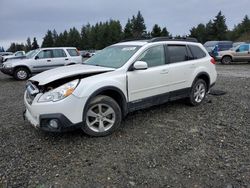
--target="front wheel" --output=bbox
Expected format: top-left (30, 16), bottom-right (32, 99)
top-left (188, 79), bottom-right (207, 106)
top-left (82, 95), bottom-right (122, 137)
top-left (14, 67), bottom-right (30, 80)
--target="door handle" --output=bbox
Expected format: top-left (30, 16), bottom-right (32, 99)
top-left (65, 58), bottom-right (69, 60)
top-left (47, 60), bottom-right (51, 62)
top-left (160, 69), bottom-right (169, 74)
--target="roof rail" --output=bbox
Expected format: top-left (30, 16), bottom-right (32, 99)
top-left (120, 38), bottom-right (150, 42)
top-left (149, 37), bottom-right (198, 43)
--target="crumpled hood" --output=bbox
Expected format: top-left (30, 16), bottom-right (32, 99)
top-left (29, 64), bottom-right (115, 85)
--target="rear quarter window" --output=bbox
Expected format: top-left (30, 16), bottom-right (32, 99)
top-left (67, 49), bottom-right (79, 57)
top-left (189, 45), bottom-right (206, 59)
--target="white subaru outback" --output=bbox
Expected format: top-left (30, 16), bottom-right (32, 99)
top-left (24, 38), bottom-right (217, 136)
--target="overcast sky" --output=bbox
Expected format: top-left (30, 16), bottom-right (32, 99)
top-left (0, 0), bottom-right (249, 49)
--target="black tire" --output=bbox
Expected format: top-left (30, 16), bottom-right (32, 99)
top-left (221, 56), bottom-right (232, 64)
top-left (82, 95), bottom-right (122, 137)
top-left (14, 67), bottom-right (30, 80)
top-left (188, 79), bottom-right (207, 106)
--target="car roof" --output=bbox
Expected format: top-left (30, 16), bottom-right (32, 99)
top-left (39, 47), bottom-right (77, 50)
top-left (114, 40), bottom-right (200, 47)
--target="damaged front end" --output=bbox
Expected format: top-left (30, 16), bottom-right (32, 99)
top-left (25, 71), bottom-right (111, 104)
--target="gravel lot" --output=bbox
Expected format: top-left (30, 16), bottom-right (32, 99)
top-left (0, 63), bottom-right (249, 188)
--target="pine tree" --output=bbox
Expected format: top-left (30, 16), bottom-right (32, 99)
top-left (189, 24), bottom-right (206, 43)
top-left (42, 30), bottom-right (54, 47)
top-left (123, 19), bottom-right (133, 39)
top-left (131, 11), bottom-right (146, 38)
top-left (32, 38), bottom-right (39, 50)
top-left (161, 27), bottom-right (170, 37)
top-left (151, 24), bottom-right (162, 37)
top-left (52, 29), bottom-right (58, 47)
top-left (205, 20), bottom-right (214, 41)
top-left (212, 11), bottom-right (228, 40)
top-left (67, 27), bottom-right (81, 48)
top-left (25, 37), bottom-right (32, 52)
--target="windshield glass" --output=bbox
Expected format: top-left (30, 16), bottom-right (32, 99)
top-left (84, 45), bottom-right (141, 68)
top-left (26, 49), bottom-right (39, 59)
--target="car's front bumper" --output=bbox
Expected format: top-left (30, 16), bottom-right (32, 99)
top-left (24, 91), bottom-right (87, 132)
top-left (0, 66), bottom-right (14, 75)
top-left (24, 109), bottom-right (81, 132)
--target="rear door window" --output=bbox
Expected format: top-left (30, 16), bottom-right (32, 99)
top-left (168, 45), bottom-right (189, 63)
top-left (53, 49), bottom-right (67, 58)
top-left (67, 49), bottom-right (79, 56)
top-left (189, 45), bottom-right (206, 59)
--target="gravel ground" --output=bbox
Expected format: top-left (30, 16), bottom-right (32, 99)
top-left (0, 64), bottom-right (249, 188)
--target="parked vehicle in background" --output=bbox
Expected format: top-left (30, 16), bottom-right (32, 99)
top-left (0, 52), bottom-right (13, 56)
top-left (24, 37), bottom-right (217, 136)
top-left (79, 50), bottom-right (91, 58)
top-left (232, 42), bottom-right (246, 49)
top-left (0, 52), bottom-right (13, 62)
top-left (0, 47), bottom-right (82, 80)
top-left (216, 43), bottom-right (250, 64)
top-left (204, 41), bottom-right (233, 57)
top-left (1, 51), bottom-right (25, 62)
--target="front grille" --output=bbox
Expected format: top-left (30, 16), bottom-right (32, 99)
top-left (26, 82), bottom-right (40, 105)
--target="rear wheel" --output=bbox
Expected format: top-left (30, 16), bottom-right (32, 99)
top-left (221, 56), bottom-right (232, 64)
top-left (14, 67), bottom-right (30, 80)
top-left (82, 95), bottom-right (122, 137)
top-left (188, 79), bottom-right (207, 106)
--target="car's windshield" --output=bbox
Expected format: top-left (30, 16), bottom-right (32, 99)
top-left (26, 49), bottom-right (39, 59)
top-left (84, 45), bottom-right (141, 68)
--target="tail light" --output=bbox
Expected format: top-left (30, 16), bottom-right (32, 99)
top-left (210, 58), bottom-right (216, 64)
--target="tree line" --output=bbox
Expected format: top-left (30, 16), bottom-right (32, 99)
top-left (3, 11), bottom-right (250, 52)
top-left (189, 11), bottom-right (250, 43)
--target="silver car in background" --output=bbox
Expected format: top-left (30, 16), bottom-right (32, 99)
top-left (0, 47), bottom-right (83, 80)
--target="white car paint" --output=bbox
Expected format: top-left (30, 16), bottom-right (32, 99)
top-left (24, 40), bottom-right (217, 130)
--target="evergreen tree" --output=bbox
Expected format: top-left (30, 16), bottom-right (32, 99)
top-left (42, 30), bottom-right (54, 47)
top-left (151, 24), bottom-right (162, 37)
top-left (67, 27), bottom-right (81, 48)
top-left (230, 15), bottom-right (250, 41)
top-left (7, 43), bottom-right (25, 52)
top-left (55, 32), bottom-right (66, 47)
top-left (189, 23), bottom-right (206, 43)
top-left (212, 11), bottom-right (228, 40)
top-left (131, 11), bottom-right (146, 38)
top-left (52, 29), bottom-right (58, 46)
top-left (108, 20), bottom-right (122, 45)
top-left (205, 20), bottom-right (214, 41)
top-left (25, 37), bottom-right (32, 52)
top-left (123, 19), bottom-right (133, 39)
top-left (32, 38), bottom-right (39, 50)
top-left (161, 27), bottom-right (170, 37)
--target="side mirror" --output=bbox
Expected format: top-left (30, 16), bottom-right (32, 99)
top-left (133, 61), bottom-right (148, 70)
top-left (34, 56), bottom-right (39, 60)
